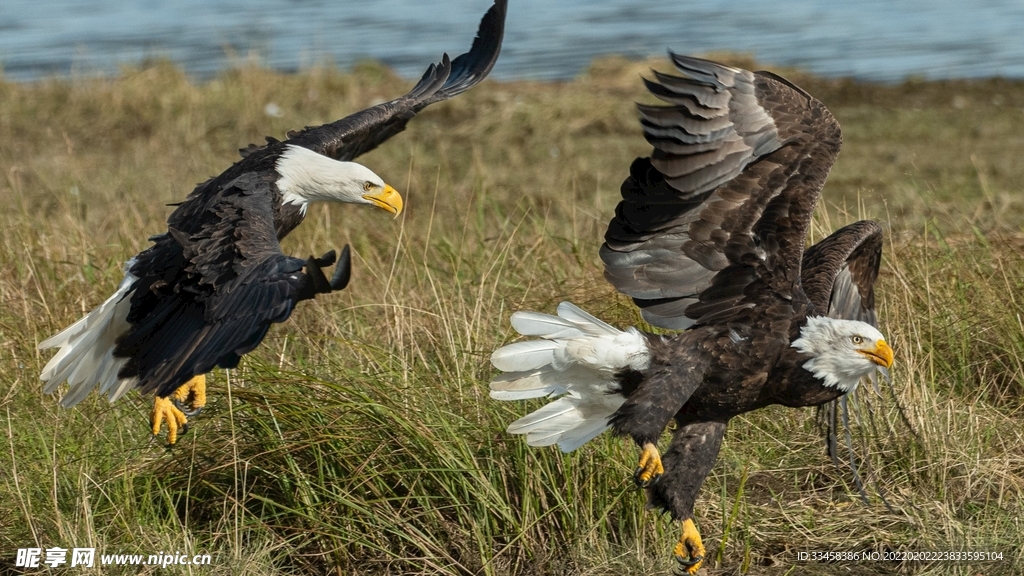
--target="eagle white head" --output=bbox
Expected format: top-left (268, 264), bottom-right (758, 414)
top-left (791, 316), bottom-right (894, 393)
top-left (275, 144), bottom-right (403, 215)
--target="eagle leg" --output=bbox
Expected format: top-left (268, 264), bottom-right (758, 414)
top-left (151, 375), bottom-right (207, 445)
top-left (634, 442), bottom-right (664, 487)
top-left (673, 518), bottom-right (705, 575)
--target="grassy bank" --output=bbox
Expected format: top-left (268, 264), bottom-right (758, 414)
top-left (1, 56), bottom-right (1023, 575)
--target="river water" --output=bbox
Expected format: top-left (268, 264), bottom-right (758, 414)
top-left (2, 0), bottom-right (1023, 83)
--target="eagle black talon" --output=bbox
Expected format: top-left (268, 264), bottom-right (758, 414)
top-left (673, 555), bottom-right (704, 576)
top-left (675, 554), bottom-right (703, 568)
top-left (633, 466), bottom-right (661, 488)
top-left (673, 519), bottom-right (706, 574)
top-left (173, 398), bottom-right (203, 418)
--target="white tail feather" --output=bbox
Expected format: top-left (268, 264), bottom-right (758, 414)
top-left (490, 340), bottom-right (559, 372)
top-left (506, 396), bottom-right (579, 436)
top-left (555, 301), bottom-right (619, 336)
top-left (489, 370), bottom-right (567, 400)
top-left (510, 311), bottom-right (584, 339)
top-left (39, 266), bottom-right (137, 406)
top-left (489, 301), bottom-right (649, 452)
top-left (554, 414), bottom-right (615, 452)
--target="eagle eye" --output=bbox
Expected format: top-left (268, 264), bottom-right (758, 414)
top-left (851, 335), bottom-right (863, 345)
top-left (363, 181), bottom-right (374, 192)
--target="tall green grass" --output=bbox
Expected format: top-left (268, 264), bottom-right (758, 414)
top-left (1, 57), bottom-right (1023, 575)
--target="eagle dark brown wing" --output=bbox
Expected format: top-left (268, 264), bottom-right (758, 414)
top-left (801, 220), bottom-right (883, 325)
top-left (600, 55), bottom-right (842, 330)
top-left (283, 0), bottom-right (506, 162)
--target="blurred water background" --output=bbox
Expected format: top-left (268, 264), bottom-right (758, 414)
top-left (2, 0), bottom-right (1023, 83)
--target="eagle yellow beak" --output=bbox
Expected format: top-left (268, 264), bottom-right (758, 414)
top-left (362, 184), bottom-right (403, 216)
top-left (859, 339), bottom-right (894, 368)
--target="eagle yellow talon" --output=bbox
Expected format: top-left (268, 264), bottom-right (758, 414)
top-left (151, 375), bottom-right (206, 445)
top-left (673, 518), bottom-right (706, 575)
top-left (633, 442), bottom-right (664, 487)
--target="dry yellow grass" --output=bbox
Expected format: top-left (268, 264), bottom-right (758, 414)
top-left (1, 57), bottom-right (1022, 575)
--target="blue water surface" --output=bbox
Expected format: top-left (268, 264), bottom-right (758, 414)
top-left (2, 0), bottom-right (1023, 82)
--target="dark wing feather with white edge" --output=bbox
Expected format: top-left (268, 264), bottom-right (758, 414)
top-left (118, 174), bottom-right (344, 398)
top-left (283, 0), bottom-right (506, 162)
top-left (600, 55), bottom-right (842, 330)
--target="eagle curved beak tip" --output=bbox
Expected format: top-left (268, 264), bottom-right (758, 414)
top-left (872, 339), bottom-right (894, 369)
top-left (363, 184), bottom-right (403, 217)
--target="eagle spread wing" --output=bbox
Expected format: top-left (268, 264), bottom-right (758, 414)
top-left (600, 54), bottom-right (842, 329)
top-left (603, 56), bottom-right (897, 507)
top-left (283, 0), bottom-right (506, 162)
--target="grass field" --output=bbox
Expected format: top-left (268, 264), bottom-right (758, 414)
top-left (1, 55), bottom-right (1023, 575)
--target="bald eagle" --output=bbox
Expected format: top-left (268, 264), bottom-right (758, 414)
top-left (488, 55), bottom-right (893, 574)
top-left (39, 0), bottom-right (507, 445)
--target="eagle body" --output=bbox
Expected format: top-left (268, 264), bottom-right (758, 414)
top-left (490, 54), bottom-right (892, 573)
top-left (610, 281), bottom-right (879, 444)
top-left (40, 0), bottom-right (507, 440)
top-left (115, 146), bottom-right (329, 398)
top-left (633, 288), bottom-right (871, 414)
